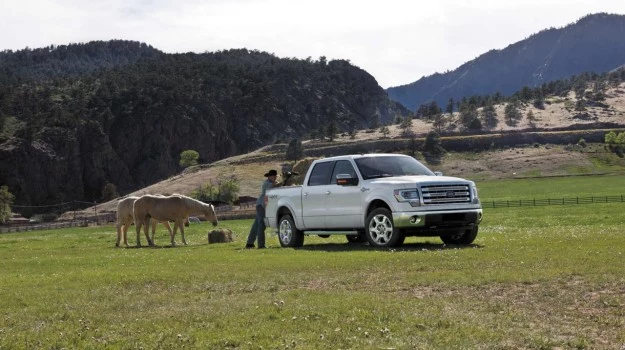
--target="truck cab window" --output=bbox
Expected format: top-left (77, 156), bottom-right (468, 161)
top-left (307, 161), bottom-right (334, 186)
top-left (330, 160), bottom-right (357, 184)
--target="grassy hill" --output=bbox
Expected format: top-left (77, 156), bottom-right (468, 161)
top-left (60, 82), bottom-right (625, 220)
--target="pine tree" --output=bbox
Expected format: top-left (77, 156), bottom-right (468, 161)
top-left (101, 182), bottom-right (119, 201)
top-left (481, 103), bottom-right (498, 129)
top-left (380, 125), bottom-right (390, 138)
top-left (504, 101), bottom-right (522, 126)
top-left (445, 98), bottom-right (454, 116)
top-left (459, 105), bottom-right (478, 130)
top-left (0, 185), bottom-right (14, 224)
top-left (432, 113), bottom-right (445, 133)
top-left (400, 116), bottom-right (413, 136)
top-left (326, 121), bottom-right (337, 141)
top-left (369, 114), bottom-right (380, 129)
top-left (526, 110), bottom-right (537, 128)
top-left (285, 138), bottom-right (304, 162)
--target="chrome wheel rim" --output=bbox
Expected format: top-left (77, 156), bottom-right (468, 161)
top-left (368, 214), bottom-right (393, 245)
top-left (279, 219), bottom-right (293, 245)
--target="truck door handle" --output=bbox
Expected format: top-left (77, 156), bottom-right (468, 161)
top-left (325, 191), bottom-right (331, 195)
top-left (303, 192), bottom-right (308, 197)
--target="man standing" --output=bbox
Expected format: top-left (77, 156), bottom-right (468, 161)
top-left (246, 169), bottom-right (279, 249)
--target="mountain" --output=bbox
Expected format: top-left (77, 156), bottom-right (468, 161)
top-left (387, 13), bottom-right (625, 111)
top-left (0, 41), bottom-right (409, 210)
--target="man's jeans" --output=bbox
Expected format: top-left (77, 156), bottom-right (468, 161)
top-left (246, 205), bottom-right (266, 247)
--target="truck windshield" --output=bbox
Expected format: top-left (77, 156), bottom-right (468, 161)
top-left (355, 156), bottom-right (435, 180)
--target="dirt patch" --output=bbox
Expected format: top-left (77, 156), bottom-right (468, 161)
top-left (437, 145), bottom-right (595, 180)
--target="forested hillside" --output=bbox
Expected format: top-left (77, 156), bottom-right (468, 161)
top-left (387, 13), bottom-right (625, 111)
top-left (0, 41), bottom-right (409, 207)
top-left (0, 40), bottom-right (162, 84)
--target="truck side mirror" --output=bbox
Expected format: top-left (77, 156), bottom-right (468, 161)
top-left (336, 174), bottom-right (359, 186)
top-left (434, 171), bottom-right (443, 176)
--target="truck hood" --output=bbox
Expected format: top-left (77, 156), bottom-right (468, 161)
top-left (368, 175), bottom-right (475, 187)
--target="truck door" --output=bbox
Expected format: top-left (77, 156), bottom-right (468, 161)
top-left (324, 160), bottom-right (363, 229)
top-left (302, 161), bottom-right (334, 229)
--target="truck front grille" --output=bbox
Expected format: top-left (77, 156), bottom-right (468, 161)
top-left (421, 184), bottom-right (471, 204)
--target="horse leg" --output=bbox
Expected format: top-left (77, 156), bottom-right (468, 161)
top-left (115, 223), bottom-right (122, 247)
top-left (171, 222), bottom-right (178, 246)
top-left (144, 217), bottom-right (154, 246)
top-left (122, 223), bottom-right (129, 247)
top-left (178, 219), bottom-right (187, 245)
top-left (163, 221), bottom-right (175, 246)
top-left (135, 220), bottom-right (143, 247)
top-left (150, 220), bottom-right (158, 246)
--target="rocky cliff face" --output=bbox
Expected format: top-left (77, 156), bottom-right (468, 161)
top-left (0, 107), bottom-right (237, 209)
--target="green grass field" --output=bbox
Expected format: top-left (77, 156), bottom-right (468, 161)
top-left (1, 175), bottom-right (624, 349)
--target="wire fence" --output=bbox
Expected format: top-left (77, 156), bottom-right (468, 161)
top-left (3, 196), bottom-right (624, 233)
top-left (0, 220), bottom-right (92, 234)
top-left (482, 195), bottom-right (625, 208)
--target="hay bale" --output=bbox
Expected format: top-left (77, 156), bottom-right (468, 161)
top-left (287, 157), bottom-right (317, 185)
top-left (208, 228), bottom-right (234, 243)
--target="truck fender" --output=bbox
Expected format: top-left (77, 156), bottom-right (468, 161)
top-left (363, 191), bottom-right (395, 222)
top-left (275, 200), bottom-right (304, 231)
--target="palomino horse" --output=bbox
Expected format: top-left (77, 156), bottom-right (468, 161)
top-left (116, 196), bottom-right (187, 247)
top-left (133, 194), bottom-right (218, 246)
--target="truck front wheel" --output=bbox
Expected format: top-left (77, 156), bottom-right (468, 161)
top-left (278, 214), bottom-right (304, 248)
top-left (441, 227), bottom-right (479, 245)
top-left (365, 208), bottom-right (404, 247)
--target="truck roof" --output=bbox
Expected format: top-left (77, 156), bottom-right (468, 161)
top-left (314, 153), bottom-right (406, 162)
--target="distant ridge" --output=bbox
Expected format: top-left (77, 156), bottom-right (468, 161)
top-left (387, 13), bottom-right (625, 111)
top-left (0, 40), bottom-right (162, 84)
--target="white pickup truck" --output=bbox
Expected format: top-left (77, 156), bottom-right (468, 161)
top-left (264, 153), bottom-right (482, 248)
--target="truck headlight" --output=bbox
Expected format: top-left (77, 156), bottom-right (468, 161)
top-left (472, 185), bottom-right (479, 199)
top-left (471, 185), bottom-right (480, 204)
top-left (394, 189), bottom-right (421, 207)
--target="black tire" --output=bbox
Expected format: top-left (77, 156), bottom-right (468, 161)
top-left (278, 214), bottom-right (304, 248)
top-left (441, 227), bottom-right (479, 245)
top-left (365, 208), bottom-right (404, 248)
top-left (346, 230), bottom-right (367, 243)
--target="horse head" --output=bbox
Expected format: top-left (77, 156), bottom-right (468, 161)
top-left (204, 204), bottom-right (218, 227)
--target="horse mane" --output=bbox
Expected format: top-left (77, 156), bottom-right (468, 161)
top-left (179, 195), bottom-right (212, 210)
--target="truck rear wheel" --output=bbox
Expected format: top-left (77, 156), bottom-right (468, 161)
top-left (278, 214), bottom-right (304, 248)
top-left (365, 208), bottom-right (404, 247)
top-left (441, 227), bottom-right (479, 245)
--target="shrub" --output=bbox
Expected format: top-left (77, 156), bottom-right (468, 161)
top-left (179, 150), bottom-right (200, 168)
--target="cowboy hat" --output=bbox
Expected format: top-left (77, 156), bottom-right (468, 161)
top-left (264, 169), bottom-right (278, 177)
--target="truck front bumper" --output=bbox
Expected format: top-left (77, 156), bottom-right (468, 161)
top-left (393, 208), bottom-right (482, 233)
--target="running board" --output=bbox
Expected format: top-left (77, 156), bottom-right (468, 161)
top-left (303, 231), bottom-right (359, 236)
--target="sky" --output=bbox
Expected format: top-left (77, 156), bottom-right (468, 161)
top-left (1, 0), bottom-right (625, 88)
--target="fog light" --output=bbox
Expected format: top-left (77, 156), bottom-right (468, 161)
top-left (409, 216), bottom-right (421, 224)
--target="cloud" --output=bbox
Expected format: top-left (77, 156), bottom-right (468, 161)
top-left (2, 0), bottom-right (625, 87)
